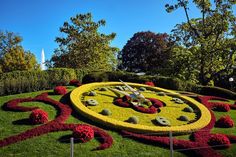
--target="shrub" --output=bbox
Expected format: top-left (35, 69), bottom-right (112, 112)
top-left (183, 107), bottom-right (194, 113)
top-left (157, 92), bottom-right (166, 96)
top-left (47, 68), bottom-right (76, 86)
top-left (215, 115), bottom-right (234, 128)
top-left (29, 109), bottom-right (48, 124)
top-left (73, 125), bottom-right (94, 143)
top-left (127, 116), bottom-right (139, 124)
top-left (54, 86), bottom-right (67, 95)
top-left (178, 115), bottom-right (189, 121)
top-left (88, 91), bottom-right (97, 96)
top-left (208, 134), bottom-right (231, 148)
top-left (69, 79), bottom-right (81, 86)
top-left (101, 109), bottom-right (112, 116)
top-left (212, 103), bottom-right (230, 112)
top-left (145, 81), bottom-right (155, 87)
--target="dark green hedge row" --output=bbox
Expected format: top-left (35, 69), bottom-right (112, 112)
top-left (0, 68), bottom-right (89, 96)
top-left (82, 71), bottom-right (236, 99)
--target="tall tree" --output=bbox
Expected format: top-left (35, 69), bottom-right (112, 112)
top-left (118, 31), bottom-right (172, 74)
top-left (166, 0), bottom-right (236, 85)
top-left (50, 13), bottom-right (119, 71)
top-left (0, 31), bottom-right (39, 73)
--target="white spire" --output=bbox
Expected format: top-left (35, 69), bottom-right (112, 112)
top-left (41, 48), bottom-right (46, 70)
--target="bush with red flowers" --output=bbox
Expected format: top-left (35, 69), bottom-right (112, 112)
top-left (208, 134), bottom-right (231, 148)
top-left (212, 103), bottom-right (230, 112)
top-left (145, 81), bottom-right (155, 87)
top-left (73, 125), bottom-right (94, 143)
top-left (29, 109), bottom-right (49, 124)
top-left (215, 115), bottom-right (234, 128)
top-left (69, 79), bottom-right (81, 87)
top-left (54, 86), bottom-right (67, 95)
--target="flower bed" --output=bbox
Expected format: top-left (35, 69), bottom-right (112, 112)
top-left (0, 92), bottom-right (112, 150)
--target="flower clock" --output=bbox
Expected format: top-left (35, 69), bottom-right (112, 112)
top-left (1, 81), bottom-right (236, 157)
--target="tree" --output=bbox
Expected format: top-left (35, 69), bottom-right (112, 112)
top-left (49, 13), bottom-right (119, 71)
top-left (166, 0), bottom-right (236, 85)
top-left (0, 31), bottom-right (39, 73)
top-left (118, 31), bottom-right (172, 74)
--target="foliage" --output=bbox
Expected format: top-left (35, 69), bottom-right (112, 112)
top-left (166, 0), bottom-right (236, 85)
top-left (47, 68), bottom-right (76, 86)
top-left (0, 31), bottom-right (39, 73)
top-left (81, 71), bottom-right (236, 99)
top-left (49, 13), bottom-right (119, 71)
top-left (54, 86), bottom-right (67, 95)
top-left (0, 68), bottom-right (89, 96)
top-left (118, 31), bottom-right (172, 74)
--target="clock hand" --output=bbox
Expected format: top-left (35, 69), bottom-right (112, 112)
top-left (119, 80), bottom-right (146, 100)
top-left (108, 87), bottom-right (131, 98)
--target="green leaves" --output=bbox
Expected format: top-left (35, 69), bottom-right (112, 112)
top-left (166, 0), bottom-right (236, 85)
top-left (0, 31), bottom-right (39, 73)
top-left (51, 13), bottom-right (119, 71)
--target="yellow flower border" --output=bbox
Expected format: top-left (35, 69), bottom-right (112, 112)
top-left (70, 82), bottom-right (211, 134)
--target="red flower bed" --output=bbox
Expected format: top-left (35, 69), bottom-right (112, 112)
top-left (208, 134), bottom-right (231, 148)
top-left (145, 81), bottom-right (155, 87)
top-left (73, 125), bottom-right (94, 143)
top-left (54, 86), bottom-right (67, 95)
top-left (0, 93), bottom-right (113, 150)
top-left (69, 79), bottom-right (82, 87)
top-left (29, 109), bottom-right (49, 124)
top-left (215, 115), bottom-right (234, 128)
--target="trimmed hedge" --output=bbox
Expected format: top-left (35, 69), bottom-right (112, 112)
top-left (82, 71), bottom-right (236, 99)
top-left (0, 68), bottom-right (89, 96)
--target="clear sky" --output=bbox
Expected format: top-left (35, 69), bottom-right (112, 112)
top-left (0, 0), bottom-right (202, 62)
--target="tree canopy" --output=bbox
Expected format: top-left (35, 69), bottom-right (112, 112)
top-left (165, 0), bottom-right (236, 85)
top-left (49, 13), bottom-right (119, 71)
top-left (0, 31), bottom-right (39, 73)
top-left (118, 31), bottom-right (172, 74)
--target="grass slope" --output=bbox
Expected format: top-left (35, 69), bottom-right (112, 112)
top-left (0, 88), bottom-right (235, 157)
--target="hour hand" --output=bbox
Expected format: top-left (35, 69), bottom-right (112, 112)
top-left (108, 87), bottom-right (130, 98)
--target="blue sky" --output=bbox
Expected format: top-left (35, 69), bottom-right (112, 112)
top-left (0, 0), bottom-right (202, 62)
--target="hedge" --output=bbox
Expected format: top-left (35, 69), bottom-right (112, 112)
top-left (82, 71), bottom-right (236, 99)
top-left (0, 68), bottom-right (89, 96)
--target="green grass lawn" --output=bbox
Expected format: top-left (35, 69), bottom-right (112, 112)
top-left (0, 88), bottom-right (235, 157)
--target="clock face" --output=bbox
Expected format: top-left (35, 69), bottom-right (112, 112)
top-left (70, 82), bottom-right (211, 134)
